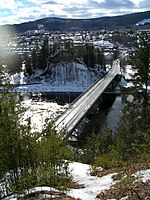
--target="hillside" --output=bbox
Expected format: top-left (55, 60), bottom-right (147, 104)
top-left (11, 62), bottom-right (106, 93)
top-left (3, 161), bottom-right (150, 199)
top-left (0, 11), bottom-right (150, 33)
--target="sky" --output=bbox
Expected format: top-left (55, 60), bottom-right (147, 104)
top-left (0, 0), bottom-right (150, 25)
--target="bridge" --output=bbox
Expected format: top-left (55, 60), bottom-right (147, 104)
top-left (54, 59), bottom-right (121, 135)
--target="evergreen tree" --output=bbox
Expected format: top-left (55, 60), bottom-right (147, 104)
top-left (38, 122), bottom-right (72, 189)
top-left (0, 88), bottom-right (72, 197)
top-left (130, 35), bottom-right (150, 110)
top-left (0, 86), bottom-right (27, 195)
top-left (64, 40), bottom-right (73, 51)
top-left (31, 49), bottom-right (38, 70)
top-left (23, 55), bottom-right (33, 75)
top-left (96, 48), bottom-right (105, 69)
top-left (35, 36), bottom-right (49, 70)
top-left (31, 42), bottom-right (48, 70)
top-left (81, 129), bottom-right (113, 164)
top-left (0, 87), bottom-right (37, 196)
top-left (4, 53), bottom-right (22, 74)
top-left (83, 43), bottom-right (95, 68)
top-left (94, 35), bottom-right (150, 168)
top-left (52, 41), bottom-right (61, 53)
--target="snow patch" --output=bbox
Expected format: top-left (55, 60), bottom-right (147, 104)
top-left (16, 62), bottom-right (105, 93)
top-left (134, 169), bottom-right (150, 182)
top-left (136, 18), bottom-right (150, 25)
top-left (21, 99), bottom-right (69, 133)
top-left (67, 162), bottom-right (116, 200)
top-left (2, 162), bottom-right (150, 200)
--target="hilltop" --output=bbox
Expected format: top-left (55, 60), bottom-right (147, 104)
top-left (0, 10), bottom-right (150, 33)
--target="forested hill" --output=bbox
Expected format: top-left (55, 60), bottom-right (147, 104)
top-left (1, 10), bottom-right (150, 33)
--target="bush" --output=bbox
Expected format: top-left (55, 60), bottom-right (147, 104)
top-left (94, 148), bottom-right (125, 169)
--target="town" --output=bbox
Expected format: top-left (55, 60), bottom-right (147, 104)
top-left (0, 9), bottom-right (150, 200)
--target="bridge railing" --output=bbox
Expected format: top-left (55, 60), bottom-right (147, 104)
top-left (69, 59), bottom-right (120, 107)
top-left (54, 59), bottom-right (120, 134)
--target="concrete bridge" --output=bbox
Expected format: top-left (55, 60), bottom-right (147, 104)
top-left (54, 59), bottom-right (121, 135)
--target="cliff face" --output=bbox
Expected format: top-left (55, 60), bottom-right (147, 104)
top-left (28, 62), bottom-right (106, 91)
top-left (6, 61), bottom-right (106, 93)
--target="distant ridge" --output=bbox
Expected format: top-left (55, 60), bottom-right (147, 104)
top-left (0, 10), bottom-right (150, 33)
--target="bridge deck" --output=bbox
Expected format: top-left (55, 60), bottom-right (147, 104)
top-left (54, 60), bottom-right (120, 134)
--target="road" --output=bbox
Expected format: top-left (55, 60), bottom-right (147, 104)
top-left (54, 59), bottom-right (120, 134)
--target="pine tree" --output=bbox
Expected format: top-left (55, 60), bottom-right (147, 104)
top-left (64, 40), bottom-right (73, 51)
top-left (96, 48), bottom-right (105, 69)
top-left (129, 34), bottom-right (150, 131)
top-left (83, 43), bottom-right (95, 68)
top-left (38, 36), bottom-right (49, 69)
top-left (38, 122), bottom-right (72, 189)
top-left (93, 35), bottom-right (150, 167)
top-left (130, 34), bottom-right (150, 110)
top-left (31, 49), bottom-right (38, 70)
top-left (81, 129), bottom-right (113, 164)
top-left (0, 86), bottom-right (24, 194)
top-left (4, 53), bottom-right (22, 74)
top-left (0, 86), bottom-right (39, 196)
top-left (0, 87), bottom-right (72, 197)
top-left (24, 55), bottom-right (33, 75)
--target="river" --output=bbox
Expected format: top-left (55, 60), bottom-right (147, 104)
top-left (41, 92), bottom-right (125, 137)
top-left (103, 95), bottom-right (124, 132)
top-left (20, 92), bottom-right (125, 137)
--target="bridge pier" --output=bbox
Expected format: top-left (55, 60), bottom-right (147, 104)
top-left (104, 74), bottom-right (122, 93)
top-left (86, 93), bottom-right (117, 118)
top-left (87, 101), bottom-right (99, 116)
top-left (86, 76), bottom-right (120, 117)
top-left (55, 61), bottom-right (121, 135)
top-left (100, 93), bottom-right (116, 109)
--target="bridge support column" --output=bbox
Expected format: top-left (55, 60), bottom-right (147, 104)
top-left (86, 100), bottom-right (99, 118)
top-left (98, 93), bottom-right (117, 109)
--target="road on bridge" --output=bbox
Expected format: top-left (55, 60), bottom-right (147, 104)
top-left (54, 59), bottom-right (120, 135)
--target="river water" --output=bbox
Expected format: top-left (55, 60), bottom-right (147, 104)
top-left (75, 94), bottom-right (125, 142)
top-left (41, 92), bottom-right (125, 136)
top-left (103, 95), bottom-right (124, 132)
top-left (20, 92), bottom-right (124, 136)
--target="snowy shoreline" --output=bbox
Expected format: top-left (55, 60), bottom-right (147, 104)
top-left (14, 83), bottom-right (89, 93)
top-left (21, 99), bottom-right (69, 133)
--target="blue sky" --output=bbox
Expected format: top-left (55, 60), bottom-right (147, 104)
top-left (0, 0), bottom-right (149, 25)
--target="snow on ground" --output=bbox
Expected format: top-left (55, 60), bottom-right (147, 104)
top-left (3, 162), bottom-right (116, 200)
top-left (122, 65), bottom-right (135, 81)
top-left (136, 18), bottom-right (150, 25)
top-left (3, 162), bottom-right (150, 200)
top-left (134, 169), bottom-right (150, 182)
top-left (11, 62), bottom-right (106, 93)
top-left (3, 187), bottom-right (59, 200)
top-left (119, 65), bottom-right (135, 88)
top-left (119, 77), bottom-right (134, 88)
top-left (14, 83), bottom-right (88, 93)
top-left (9, 63), bottom-right (27, 85)
top-left (67, 162), bottom-right (116, 200)
top-left (21, 99), bottom-right (69, 133)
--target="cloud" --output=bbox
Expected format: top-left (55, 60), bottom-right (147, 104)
top-left (139, 0), bottom-right (150, 8)
top-left (59, 0), bottom-right (137, 19)
top-left (41, 1), bottom-right (60, 5)
top-left (96, 0), bottom-right (135, 9)
top-left (70, 9), bottom-right (106, 18)
top-left (26, 0), bottom-right (47, 4)
top-left (16, 1), bottom-right (25, 7)
top-left (0, 0), bottom-right (17, 10)
top-left (0, 0), bottom-right (149, 25)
